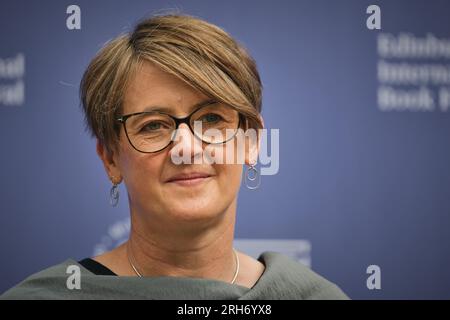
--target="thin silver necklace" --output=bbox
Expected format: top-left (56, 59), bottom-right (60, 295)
top-left (127, 246), bottom-right (240, 284)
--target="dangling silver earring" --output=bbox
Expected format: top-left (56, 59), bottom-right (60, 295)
top-left (110, 177), bottom-right (120, 207)
top-left (245, 162), bottom-right (260, 190)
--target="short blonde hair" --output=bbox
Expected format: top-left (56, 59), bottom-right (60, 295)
top-left (80, 13), bottom-right (263, 151)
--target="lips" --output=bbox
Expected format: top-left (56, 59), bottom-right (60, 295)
top-left (166, 172), bottom-right (213, 183)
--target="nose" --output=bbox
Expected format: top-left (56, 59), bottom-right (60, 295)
top-left (169, 123), bottom-right (203, 163)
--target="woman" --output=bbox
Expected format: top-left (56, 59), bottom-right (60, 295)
top-left (1, 14), bottom-right (348, 300)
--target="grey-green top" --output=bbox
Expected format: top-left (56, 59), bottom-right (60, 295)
top-left (0, 251), bottom-right (349, 300)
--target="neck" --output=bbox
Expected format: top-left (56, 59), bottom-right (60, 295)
top-left (126, 200), bottom-right (238, 283)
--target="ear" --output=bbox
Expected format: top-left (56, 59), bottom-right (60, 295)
top-left (244, 114), bottom-right (264, 166)
top-left (96, 140), bottom-right (122, 184)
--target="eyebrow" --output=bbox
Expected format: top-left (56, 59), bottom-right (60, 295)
top-left (141, 99), bottom-right (217, 115)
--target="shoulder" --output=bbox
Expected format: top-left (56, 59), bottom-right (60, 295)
top-left (0, 259), bottom-right (92, 300)
top-left (244, 251), bottom-right (350, 300)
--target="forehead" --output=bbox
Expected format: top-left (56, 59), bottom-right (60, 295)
top-left (123, 61), bottom-right (209, 116)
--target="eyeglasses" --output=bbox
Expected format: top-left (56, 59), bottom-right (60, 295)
top-left (116, 102), bottom-right (242, 153)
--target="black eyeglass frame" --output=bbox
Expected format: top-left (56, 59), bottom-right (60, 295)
top-left (116, 104), bottom-right (244, 153)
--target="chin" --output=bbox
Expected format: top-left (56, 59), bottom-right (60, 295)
top-left (165, 200), bottom-right (222, 223)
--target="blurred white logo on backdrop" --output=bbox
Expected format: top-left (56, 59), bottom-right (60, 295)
top-left (0, 53), bottom-right (25, 106)
top-left (377, 33), bottom-right (450, 112)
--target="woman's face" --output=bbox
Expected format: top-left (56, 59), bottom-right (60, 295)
top-left (104, 61), bottom-right (250, 226)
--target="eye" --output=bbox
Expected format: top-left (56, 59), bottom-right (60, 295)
top-left (201, 113), bottom-right (222, 123)
top-left (141, 121), bottom-right (165, 131)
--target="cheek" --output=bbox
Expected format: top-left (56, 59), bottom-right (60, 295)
top-left (118, 143), bottom-right (165, 197)
top-left (215, 164), bottom-right (243, 194)
top-left (207, 143), bottom-right (244, 194)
